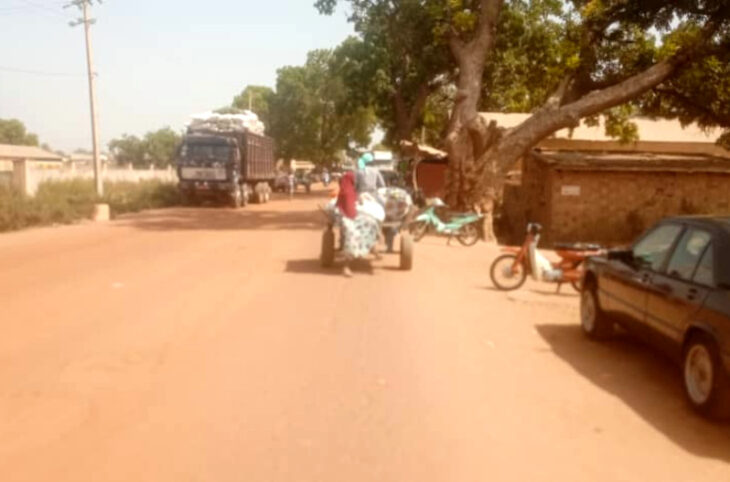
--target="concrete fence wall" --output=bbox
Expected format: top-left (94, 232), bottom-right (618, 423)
top-left (10, 160), bottom-right (178, 196)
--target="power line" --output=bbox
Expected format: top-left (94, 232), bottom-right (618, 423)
top-left (0, 65), bottom-right (85, 77)
top-left (15, 0), bottom-right (67, 18)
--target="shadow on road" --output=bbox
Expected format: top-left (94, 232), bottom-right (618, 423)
top-left (536, 324), bottom-right (730, 462)
top-left (285, 258), bottom-right (374, 276)
top-left (118, 205), bottom-right (324, 232)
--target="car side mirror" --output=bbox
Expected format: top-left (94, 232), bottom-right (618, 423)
top-left (608, 249), bottom-right (635, 266)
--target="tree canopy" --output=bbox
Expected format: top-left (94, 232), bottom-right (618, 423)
top-left (268, 49), bottom-right (376, 164)
top-left (108, 127), bottom-right (181, 168)
top-left (0, 119), bottom-right (39, 146)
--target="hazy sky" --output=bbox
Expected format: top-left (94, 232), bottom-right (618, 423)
top-left (0, 0), bottom-right (354, 151)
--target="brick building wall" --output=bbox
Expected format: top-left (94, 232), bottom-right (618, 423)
top-left (502, 152), bottom-right (730, 246)
top-left (546, 170), bottom-right (730, 245)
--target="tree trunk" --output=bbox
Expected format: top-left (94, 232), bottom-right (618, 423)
top-left (443, 0), bottom-right (503, 241)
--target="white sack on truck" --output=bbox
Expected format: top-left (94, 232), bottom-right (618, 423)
top-left (188, 111), bottom-right (265, 136)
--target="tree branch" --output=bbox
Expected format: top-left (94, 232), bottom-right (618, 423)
top-left (492, 17), bottom-right (724, 173)
top-left (655, 87), bottom-right (730, 127)
top-left (469, 0), bottom-right (503, 57)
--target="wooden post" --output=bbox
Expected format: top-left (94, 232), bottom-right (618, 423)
top-left (13, 159), bottom-right (31, 196)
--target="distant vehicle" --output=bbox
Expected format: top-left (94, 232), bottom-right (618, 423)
top-left (582, 216), bottom-right (730, 418)
top-left (295, 169), bottom-right (312, 193)
top-left (273, 173), bottom-right (289, 193)
top-left (380, 170), bottom-right (403, 188)
top-left (176, 127), bottom-right (275, 207)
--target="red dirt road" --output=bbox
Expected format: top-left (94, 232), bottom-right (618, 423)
top-left (1, 190), bottom-right (729, 481)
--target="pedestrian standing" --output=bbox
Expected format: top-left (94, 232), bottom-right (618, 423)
top-left (288, 170), bottom-right (295, 201)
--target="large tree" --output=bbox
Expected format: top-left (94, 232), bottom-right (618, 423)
top-left (0, 119), bottom-right (39, 146)
top-left (269, 49), bottom-right (375, 165)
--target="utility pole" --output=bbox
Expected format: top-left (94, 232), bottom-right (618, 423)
top-left (68, 0), bottom-right (103, 196)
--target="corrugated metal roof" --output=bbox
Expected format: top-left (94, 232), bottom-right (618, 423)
top-left (399, 140), bottom-right (447, 158)
top-left (0, 144), bottom-right (63, 161)
top-left (532, 150), bottom-right (730, 173)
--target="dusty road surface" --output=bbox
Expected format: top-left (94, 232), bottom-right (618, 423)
top-left (1, 189), bottom-right (730, 482)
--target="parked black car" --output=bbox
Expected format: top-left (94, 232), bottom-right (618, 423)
top-left (582, 216), bottom-right (730, 418)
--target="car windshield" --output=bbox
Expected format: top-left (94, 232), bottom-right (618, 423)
top-left (180, 143), bottom-right (232, 162)
top-left (633, 224), bottom-right (683, 271)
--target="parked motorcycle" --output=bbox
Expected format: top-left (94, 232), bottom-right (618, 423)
top-left (409, 199), bottom-right (483, 247)
top-left (490, 223), bottom-right (604, 292)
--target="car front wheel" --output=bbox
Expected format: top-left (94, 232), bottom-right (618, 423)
top-left (683, 334), bottom-right (730, 419)
top-left (580, 286), bottom-right (612, 339)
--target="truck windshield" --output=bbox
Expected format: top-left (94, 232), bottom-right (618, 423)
top-left (180, 143), bottom-right (232, 162)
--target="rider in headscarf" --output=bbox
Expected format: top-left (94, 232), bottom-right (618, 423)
top-left (355, 152), bottom-right (385, 196)
top-left (336, 171), bottom-right (357, 219)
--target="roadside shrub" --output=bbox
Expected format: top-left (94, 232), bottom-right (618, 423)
top-left (0, 184), bottom-right (37, 232)
top-left (104, 180), bottom-right (180, 215)
top-left (0, 179), bottom-right (180, 233)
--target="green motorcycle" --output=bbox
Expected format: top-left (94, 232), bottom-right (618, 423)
top-left (409, 200), bottom-right (483, 246)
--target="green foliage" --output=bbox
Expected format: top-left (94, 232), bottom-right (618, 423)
top-left (143, 128), bottom-right (182, 168)
top-left (483, 0), bottom-right (730, 144)
top-left (0, 180), bottom-right (180, 232)
top-left (422, 85), bottom-right (456, 147)
top-left (109, 135), bottom-right (146, 167)
top-left (481, 0), bottom-right (567, 112)
top-left (0, 118), bottom-right (39, 146)
top-left (108, 128), bottom-right (181, 168)
top-left (231, 85), bottom-right (275, 131)
top-left (316, 1), bottom-right (453, 142)
top-left (318, 0), bottom-right (730, 150)
top-left (639, 51), bottom-right (730, 148)
top-left (268, 49), bottom-right (375, 164)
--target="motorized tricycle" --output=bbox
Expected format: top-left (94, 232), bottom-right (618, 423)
top-left (409, 198), bottom-right (483, 247)
top-left (490, 223), bottom-right (604, 292)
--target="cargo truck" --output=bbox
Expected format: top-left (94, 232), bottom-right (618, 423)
top-left (176, 127), bottom-right (276, 207)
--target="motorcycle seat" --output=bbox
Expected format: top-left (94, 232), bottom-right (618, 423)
top-left (554, 242), bottom-right (602, 251)
top-left (433, 206), bottom-right (477, 220)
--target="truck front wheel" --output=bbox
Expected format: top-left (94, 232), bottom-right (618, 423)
top-left (230, 185), bottom-right (243, 208)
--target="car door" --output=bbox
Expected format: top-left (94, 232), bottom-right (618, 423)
top-left (603, 223), bottom-right (684, 331)
top-left (645, 230), bottom-right (713, 352)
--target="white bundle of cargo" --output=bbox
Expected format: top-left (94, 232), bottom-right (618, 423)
top-left (188, 110), bottom-right (265, 136)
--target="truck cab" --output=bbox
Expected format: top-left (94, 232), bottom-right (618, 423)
top-left (177, 134), bottom-right (245, 207)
